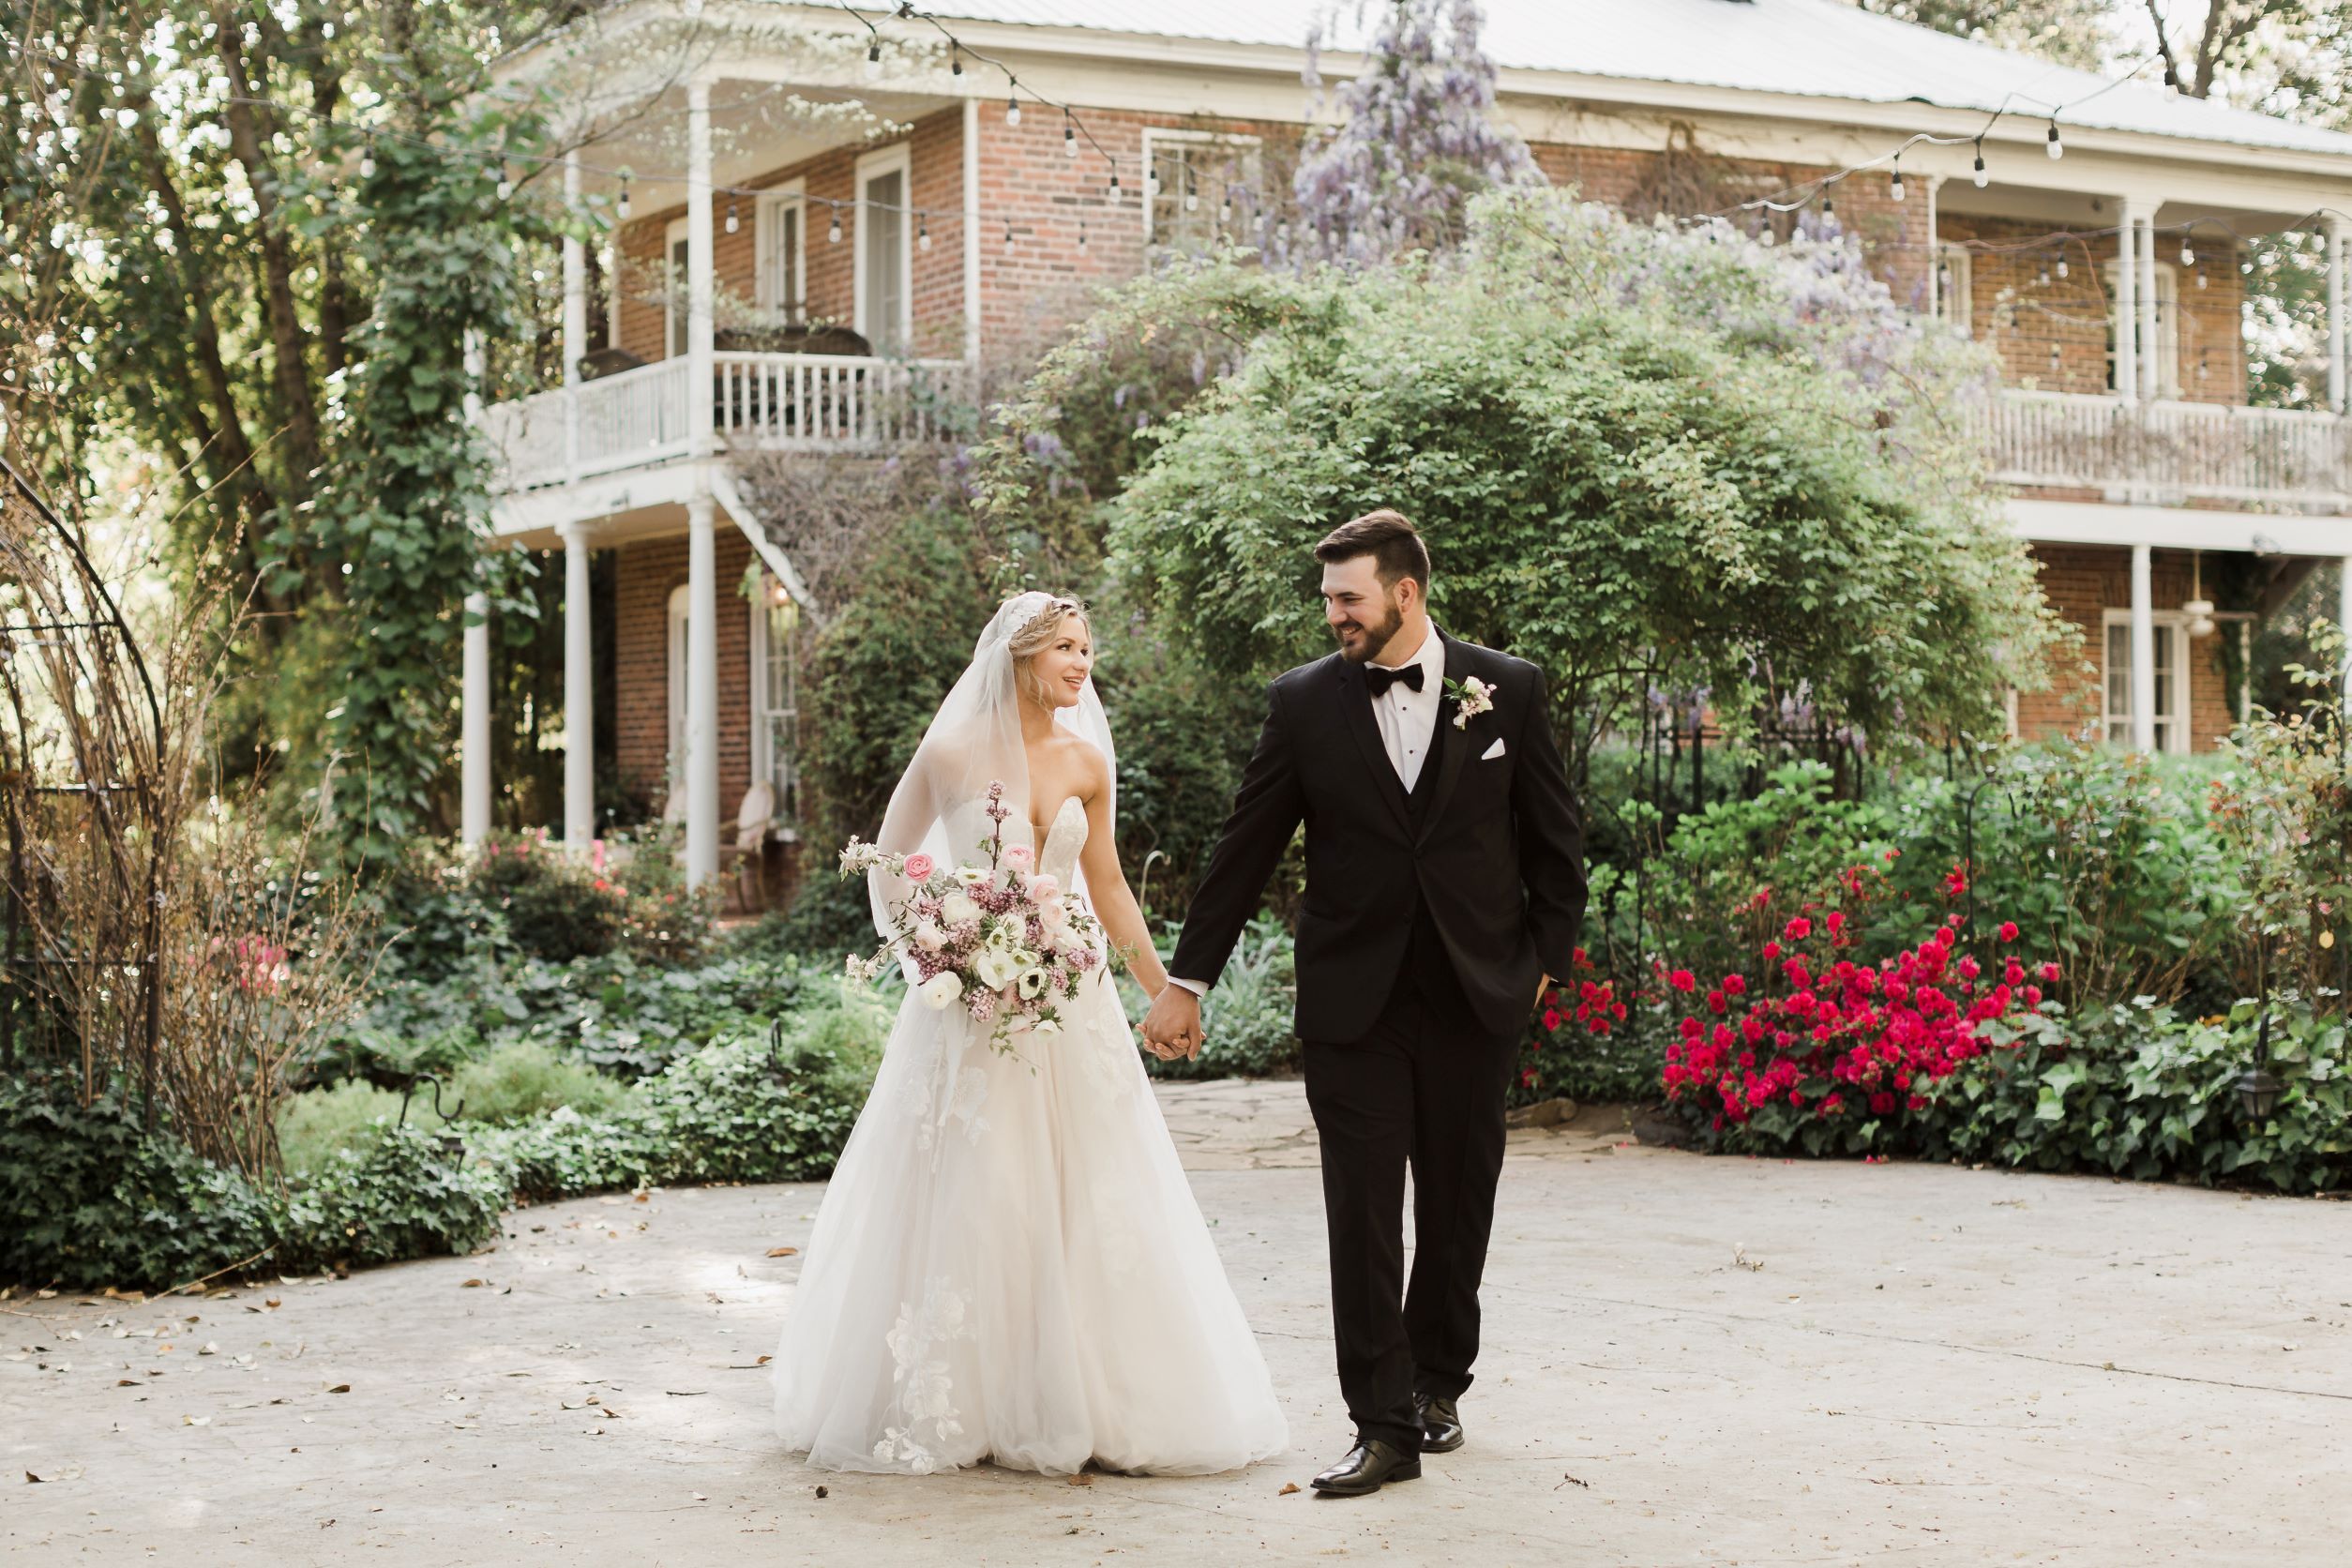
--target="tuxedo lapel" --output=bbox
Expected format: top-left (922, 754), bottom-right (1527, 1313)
top-left (1415, 630), bottom-right (1475, 847)
top-left (1336, 657), bottom-right (1414, 837)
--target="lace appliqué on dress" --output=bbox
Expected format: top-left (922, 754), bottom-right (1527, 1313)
top-left (871, 1281), bottom-right (973, 1473)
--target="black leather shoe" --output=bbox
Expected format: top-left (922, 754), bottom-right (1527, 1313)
top-left (1309, 1438), bottom-right (1423, 1496)
top-left (1414, 1393), bottom-right (1463, 1454)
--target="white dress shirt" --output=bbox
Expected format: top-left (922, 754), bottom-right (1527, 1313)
top-left (1168, 621), bottom-right (1440, 998)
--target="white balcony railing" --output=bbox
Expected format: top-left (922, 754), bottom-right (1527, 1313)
top-left (1973, 389), bottom-right (2352, 511)
top-left (478, 352), bottom-right (970, 492)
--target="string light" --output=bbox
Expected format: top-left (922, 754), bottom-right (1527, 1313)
top-left (1063, 109), bottom-right (1077, 158)
top-left (1108, 167), bottom-right (1123, 202)
top-left (358, 144), bottom-right (375, 179)
top-left (1891, 156), bottom-right (1905, 202)
top-left (950, 43), bottom-right (961, 76)
top-left (1078, 219), bottom-right (1088, 253)
top-left (2180, 236), bottom-right (2194, 266)
top-left (1003, 220), bottom-right (1014, 255)
top-left (1005, 93), bottom-right (1020, 127)
top-left (865, 38), bottom-right (882, 76)
top-left (2057, 258), bottom-right (2070, 279)
top-left (725, 201), bottom-right (739, 234)
top-left (1971, 139), bottom-right (1987, 188)
top-left (917, 216), bottom-right (930, 251)
top-left (617, 178), bottom-right (631, 220)
top-left (828, 210), bottom-right (842, 244)
top-left (1184, 170), bottom-right (1198, 212)
top-left (2046, 120), bottom-right (2064, 159)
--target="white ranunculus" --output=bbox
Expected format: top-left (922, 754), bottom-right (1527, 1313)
top-left (974, 946), bottom-right (1022, 991)
top-left (1034, 1014), bottom-right (1063, 1036)
top-left (917, 972), bottom-right (963, 1010)
top-left (911, 919), bottom-right (945, 951)
top-left (939, 891), bottom-right (981, 927)
top-left (1035, 897), bottom-right (1068, 930)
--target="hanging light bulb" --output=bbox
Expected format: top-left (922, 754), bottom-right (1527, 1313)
top-left (2038, 264), bottom-right (2051, 287)
top-left (1003, 220), bottom-right (1014, 255)
top-left (2048, 342), bottom-right (2062, 371)
top-left (950, 44), bottom-right (962, 76)
top-left (2196, 271), bottom-right (2208, 289)
top-left (2056, 258), bottom-right (2070, 279)
top-left (1005, 93), bottom-right (1021, 127)
top-left (1063, 112), bottom-right (1077, 158)
top-left (359, 148), bottom-right (375, 179)
top-left (725, 201), bottom-right (739, 234)
top-left (1972, 140), bottom-right (1987, 188)
top-left (2180, 237), bottom-right (2195, 266)
top-left (1146, 167), bottom-right (1160, 197)
top-left (1078, 220), bottom-right (1089, 253)
top-left (828, 207), bottom-right (842, 244)
top-left (1184, 171), bottom-right (1199, 213)
top-left (495, 162), bottom-right (512, 201)
top-left (917, 216), bottom-right (930, 251)
top-left (2046, 120), bottom-right (2064, 159)
top-left (1821, 191), bottom-right (1835, 219)
top-left (1221, 188), bottom-right (1234, 224)
top-left (866, 38), bottom-right (882, 77)
top-left (618, 178), bottom-right (631, 219)
top-left (1108, 168), bottom-right (1123, 202)
top-left (1891, 158), bottom-right (1905, 202)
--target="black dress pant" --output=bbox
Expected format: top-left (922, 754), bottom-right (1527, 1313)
top-left (1301, 901), bottom-right (1517, 1452)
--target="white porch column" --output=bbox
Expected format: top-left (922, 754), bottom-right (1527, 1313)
top-left (461, 590), bottom-right (491, 846)
top-left (2328, 215), bottom-right (2346, 414)
top-left (687, 79), bottom-right (716, 457)
top-left (2137, 207), bottom-right (2161, 401)
top-left (685, 493), bottom-right (720, 884)
top-left (563, 153), bottom-right (585, 484)
top-left (560, 522), bottom-right (596, 850)
top-left (962, 95), bottom-right (983, 366)
top-left (2130, 542), bottom-right (2157, 753)
top-left (2340, 555), bottom-right (2352, 720)
top-left (2114, 205), bottom-right (2140, 407)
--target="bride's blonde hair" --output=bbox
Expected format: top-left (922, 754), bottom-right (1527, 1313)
top-left (1009, 596), bottom-right (1089, 709)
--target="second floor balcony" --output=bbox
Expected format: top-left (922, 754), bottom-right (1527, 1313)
top-left (1970, 390), bottom-right (2352, 513)
top-left (481, 350), bottom-right (972, 493)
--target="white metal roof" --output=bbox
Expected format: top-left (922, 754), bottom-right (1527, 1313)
top-left (912, 0), bottom-right (2352, 160)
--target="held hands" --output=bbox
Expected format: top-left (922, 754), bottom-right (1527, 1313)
top-left (1140, 984), bottom-right (1203, 1062)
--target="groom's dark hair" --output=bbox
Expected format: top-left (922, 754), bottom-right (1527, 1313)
top-left (1316, 508), bottom-right (1429, 593)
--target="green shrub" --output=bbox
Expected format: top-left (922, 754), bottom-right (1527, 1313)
top-left (643, 988), bottom-right (887, 1184)
top-left (280, 1122), bottom-right (509, 1271)
top-left (449, 1039), bottom-right (629, 1125)
top-left (468, 1101), bottom-right (667, 1202)
top-left (0, 1073), bottom-right (280, 1291)
top-left (277, 1079), bottom-right (417, 1176)
top-left (467, 831), bottom-right (632, 961)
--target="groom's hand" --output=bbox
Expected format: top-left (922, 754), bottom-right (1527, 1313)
top-left (1142, 985), bottom-right (1202, 1062)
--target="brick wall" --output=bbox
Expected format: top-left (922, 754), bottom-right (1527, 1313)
top-left (615, 106), bottom-right (970, 363)
top-left (1937, 212), bottom-right (2242, 401)
top-left (610, 529), bottom-right (758, 815)
top-left (2016, 542), bottom-right (2239, 752)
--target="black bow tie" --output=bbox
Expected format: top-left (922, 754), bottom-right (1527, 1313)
top-left (1364, 662), bottom-right (1425, 697)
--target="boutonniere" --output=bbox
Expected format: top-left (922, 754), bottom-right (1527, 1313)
top-left (1444, 675), bottom-right (1496, 730)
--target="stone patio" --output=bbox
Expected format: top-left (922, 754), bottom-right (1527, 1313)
top-left (7, 1079), bottom-right (2347, 1565)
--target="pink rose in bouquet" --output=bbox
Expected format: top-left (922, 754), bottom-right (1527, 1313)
top-left (901, 852), bottom-right (936, 883)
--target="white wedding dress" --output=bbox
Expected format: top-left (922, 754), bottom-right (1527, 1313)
top-left (770, 790), bottom-right (1290, 1475)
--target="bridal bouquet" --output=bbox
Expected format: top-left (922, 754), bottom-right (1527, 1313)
top-left (837, 782), bottom-right (1113, 1053)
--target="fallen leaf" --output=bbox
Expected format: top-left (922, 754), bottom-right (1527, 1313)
top-left (1277, 1482), bottom-right (1300, 1496)
top-left (116, 1379), bottom-right (141, 1387)
top-left (24, 1471), bottom-right (43, 1484)
top-left (184, 1414), bottom-right (210, 1426)
top-left (460, 1279), bottom-right (487, 1289)
top-left (1066, 1473), bottom-right (1093, 1487)
top-left (264, 1299), bottom-right (281, 1309)
top-left (1560, 1473), bottom-right (1591, 1489)
top-left (326, 1383), bottom-right (351, 1394)
top-left (757, 1354), bottom-right (772, 1365)
top-left (634, 1192), bottom-right (651, 1204)
top-left (815, 1485), bottom-right (829, 1500)
top-left (765, 1247), bottom-right (798, 1258)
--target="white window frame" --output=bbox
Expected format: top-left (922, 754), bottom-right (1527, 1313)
top-left (1140, 127), bottom-right (1265, 247)
top-left (663, 216), bottom-right (691, 360)
top-left (746, 576), bottom-right (802, 823)
top-left (2100, 609), bottom-right (2192, 754)
top-left (853, 143), bottom-right (913, 352)
top-left (1935, 242), bottom-right (1972, 338)
top-left (755, 180), bottom-right (807, 324)
top-left (2103, 258), bottom-right (2181, 399)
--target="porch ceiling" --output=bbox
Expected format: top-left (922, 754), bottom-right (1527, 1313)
top-left (1937, 182), bottom-right (2315, 241)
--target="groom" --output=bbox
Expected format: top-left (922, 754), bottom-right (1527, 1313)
top-left (1143, 509), bottom-right (1587, 1496)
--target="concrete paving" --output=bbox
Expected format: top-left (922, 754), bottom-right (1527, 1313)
top-left (6, 1081), bottom-right (2349, 1567)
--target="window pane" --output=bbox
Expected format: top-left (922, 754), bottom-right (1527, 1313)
top-left (864, 171), bottom-right (904, 353)
top-left (669, 236), bottom-right (688, 357)
top-left (1149, 141), bottom-right (1261, 256)
top-left (2105, 623), bottom-right (2130, 732)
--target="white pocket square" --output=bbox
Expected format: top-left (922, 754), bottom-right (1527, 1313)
top-left (1481, 737), bottom-right (1507, 761)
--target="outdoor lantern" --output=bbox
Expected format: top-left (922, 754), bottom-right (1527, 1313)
top-left (2184, 553), bottom-right (2216, 638)
top-left (2236, 1011), bottom-right (2284, 1122)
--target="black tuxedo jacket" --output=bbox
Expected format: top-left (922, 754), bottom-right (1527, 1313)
top-left (1168, 626), bottom-right (1589, 1043)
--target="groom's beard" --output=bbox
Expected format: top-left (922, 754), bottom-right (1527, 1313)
top-left (1334, 598), bottom-right (1405, 665)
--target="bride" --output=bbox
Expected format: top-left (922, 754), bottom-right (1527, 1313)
top-left (770, 591), bottom-right (1289, 1476)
